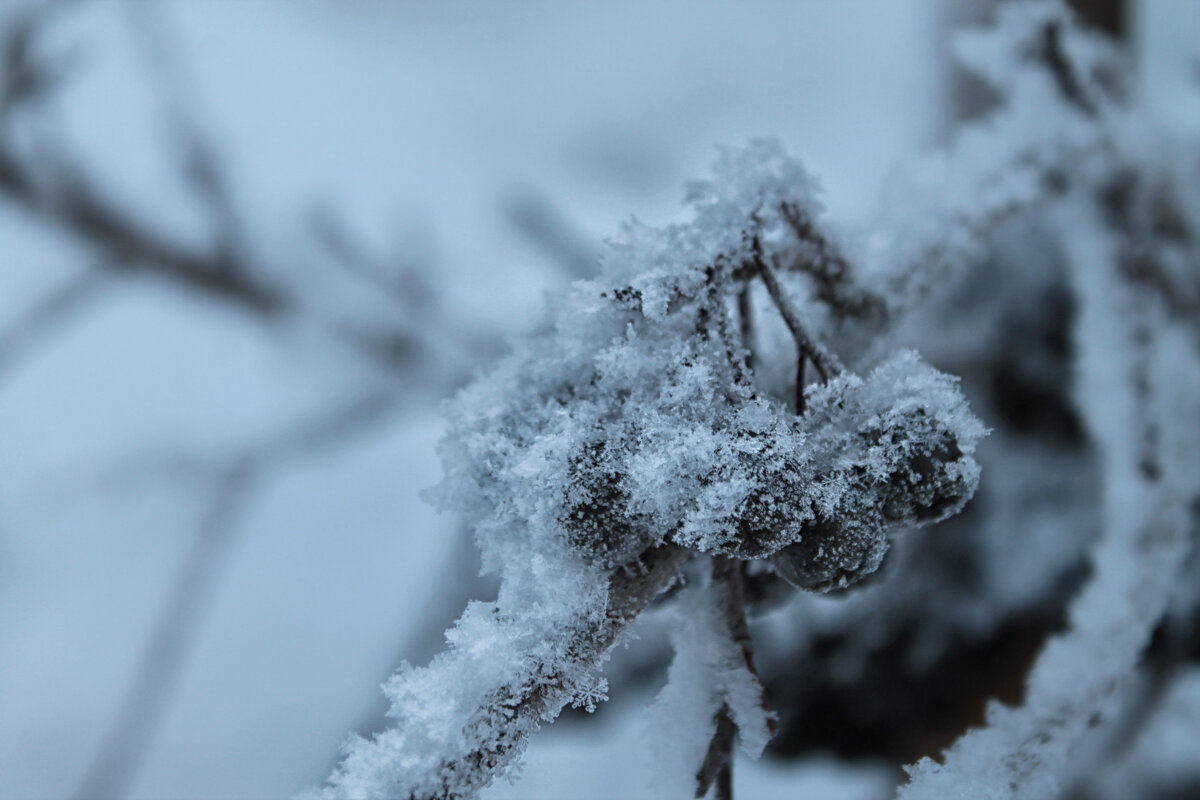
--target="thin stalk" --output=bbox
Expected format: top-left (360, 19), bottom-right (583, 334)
top-left (753, 240), bottom-right (841, 413)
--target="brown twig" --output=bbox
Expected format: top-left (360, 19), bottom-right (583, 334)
top-left (124, 0), bottom-right (246, 274)
top-left (737, 281), bottom-right (755, 372)
top-left (696, 705), bottom-right (737, 800)
top-left (695, 557), bottom-right (775, 800)
top-left (779, 201), bottom-right (888, 326)
top-left (1039, 20), bottom-right (1099, 117)
top-left (0, 2), bottom-right (483, 379)
top-left (712, 268), bottom-right (754, 393)
top-left (0, 0), bottom-right (284, 312)
top-left (751, 235), bottom-right (842, 413)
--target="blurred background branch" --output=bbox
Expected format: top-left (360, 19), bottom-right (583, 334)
top-left (1, 2), bottom-right (499, 797)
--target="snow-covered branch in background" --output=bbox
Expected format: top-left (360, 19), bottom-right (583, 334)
top-left (895, 2), bottom-right (1200, 798)
top-left (0, 4), bottom-right (505, 798)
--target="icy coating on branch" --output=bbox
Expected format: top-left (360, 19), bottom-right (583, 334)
top-left (439, 141), bottom-right (983, 587)
top-left (865, 0), bottom-right (1114, 319)
top-left (309, 141), bottom-right (984, 799)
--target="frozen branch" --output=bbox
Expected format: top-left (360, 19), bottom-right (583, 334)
top-left (753, 241), bottom-right (842, 410)
top-left (0, 142), bottom-right (288, 314)
top-left (695, 707), bottom-right (736, 800)
top-left (695, 557), bottom-right (773, 800)
top-left (311, 135), bottom-right (986, 798)
top-left (314, 545), bottom-right (691, 800)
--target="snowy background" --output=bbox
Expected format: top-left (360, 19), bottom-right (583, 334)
top-left (1, 2), bottom-right (1195, 799)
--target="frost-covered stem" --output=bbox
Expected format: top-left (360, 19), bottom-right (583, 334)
top-left (853, 4), bottom-right (1123, 333)
top-left (754, 245), bottom-right (842, 412)
top-left (737, 282), bottom-right (755, 372)
top-left (778, 201), bottom-right (887, 326)
top-left (710, 266), bottom-right (754, 392)
top-left (1064, 554), bottom-right (1200, 798)
top-left (696, 705), bottom-right (736, 800)
top-left (451, 546), bottom-right (690, 798)
top-left (712, 557), bottom-right (761, 695)
top-left (695, 557), bottom-right (772, 800)
top-left (318, 545), bottom-right (691, 800)
top-left (605, 545), bottom-right (692, 633)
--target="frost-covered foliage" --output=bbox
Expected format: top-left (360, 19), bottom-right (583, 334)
top-left (312, 138), bottom-right (985, 799)
top-left (444, 276), bottom-right (981, 577)
top-left (312, 1), bottom-right (1200, 798)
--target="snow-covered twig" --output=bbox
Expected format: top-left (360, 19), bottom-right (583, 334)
top-left (695, 557), bottom-right (773, 800)
top-left (314, 545), bottom-right (690, 800)
top-left (311, 137), bottom-right (986, 797)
